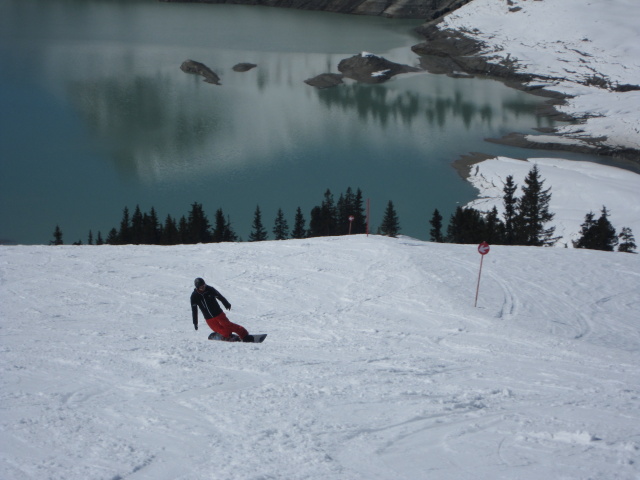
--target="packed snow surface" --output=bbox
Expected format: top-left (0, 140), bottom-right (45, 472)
top-left (440, 0), bottom-right (640, 150)
top-left (2, 6), bottom-right (640, 478)
top-left (2, 236), bottom-right (639, 479)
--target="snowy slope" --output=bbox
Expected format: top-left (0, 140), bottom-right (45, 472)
top-left (465, 157), bottom-right (640, 247)
top-left (1, 236), bottom-right (639, 479)
top-left (439, 0), bottom-right (640, 151)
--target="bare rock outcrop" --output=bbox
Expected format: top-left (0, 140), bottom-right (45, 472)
top-left (160, 0), bottom-right (472, 20)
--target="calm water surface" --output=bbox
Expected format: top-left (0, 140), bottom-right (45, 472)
top-left (0, 0), bottom-right (603, 244)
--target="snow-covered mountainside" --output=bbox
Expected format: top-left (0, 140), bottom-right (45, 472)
top-left (431, 0), bottom-right (640, 246)
top-left (1, 236), bottom-right (639, 479)
top-left (438, 0), bottom-right (640, 152)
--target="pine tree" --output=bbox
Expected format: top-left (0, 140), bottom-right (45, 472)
top-left (575, 207), bottom-right (618, 251)
top-left (337, 192), bottom-right (348, 235)
top-left (273, 208), bottom-right (289, 240)
top-left (502, 175), bottom-right (518, 245)
top-left (130, 205), bottom-right (144, 244)
top-left (142, 207), bottom-right (161, 244)
top-left (309, 189), bottom-right (338, 237)
top-left (212, 209), bottom-right (238, 242)
top-left (380, 200), bottom-right (400, 237)
top-left (484, 206), bottom-right (505, 245)
top-left (96, 231), bottom-right (104, 246)
top-left (178, 216), bottom-right (189, 244)
top-left (446, 207), bottom-right (486, 244)
top-left (224, 215), bottom-right (238, 242)
top-left (336, 187), bottom-right (367, 235)
top-left (574, 211), bottom-right (597, 249)
top-left (292, 207), bottom-right (307, 239)
top-left (249, 205), bottom-right (268, 241)
top-left (353, 188), bottom-right (367, 234)
top-left (51, 225), bottom-right (64, 245)
top-left (594, 206), bottom-right (618, 251)
top-left (320, 189), bottom-right (338, 236)
top-left (118, 207), bottom-right (131, 245)
top-left (308, 206), bottom-right (322, 238)
top-left (161, 215), bottom-right (180, 245)
top-left (515, 165), bottom-right (556, 246)
top-left (106, 228), bottom-right (119, 245)
top-left (186, 202), bottom-right (212, 244)
top-left (618, 227), bottom-right (637, 253)
top-left (212, 209), bottom-right (226, 243)
top-left (429, 208), bottom-right (444, 243)
top-left (87, 230), bottom-right (94, 245)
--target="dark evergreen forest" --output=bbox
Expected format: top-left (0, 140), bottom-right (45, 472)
top-left (52, 170), bottom-right (636, 253)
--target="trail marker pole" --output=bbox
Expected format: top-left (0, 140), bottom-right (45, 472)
top-left (348, 215), bottom-right (354, 235)
top-left (475, 241), bottom-right (490, 307)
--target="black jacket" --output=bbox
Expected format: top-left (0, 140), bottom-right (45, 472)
top-left (191, 285), bottom-right (231, 327)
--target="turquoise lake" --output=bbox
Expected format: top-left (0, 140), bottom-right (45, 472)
top-left (0, 0), bottom-right (604, 244)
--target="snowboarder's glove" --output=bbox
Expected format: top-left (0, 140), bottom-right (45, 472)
top-left (194, 322), bottom-right (198, 331)
top-left (222, 300), bottom-right (231, 310)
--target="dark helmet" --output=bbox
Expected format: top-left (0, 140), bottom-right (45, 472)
top-left (194, 277), bottom-right (206, 288)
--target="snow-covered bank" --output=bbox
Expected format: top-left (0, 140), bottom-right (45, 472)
top-left (439, 0), bottom-right (640, 153)
top-left (465, 157), bottom-right (640, 247)
top-left (434, 0), bottom-right (640, 246)
top-left (1, 236), bottom-right (639, 479)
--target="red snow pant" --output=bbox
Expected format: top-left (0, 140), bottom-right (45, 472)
top-left (206, 312), bottom-right (248, 340)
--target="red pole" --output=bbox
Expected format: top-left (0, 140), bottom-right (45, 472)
top-left (474, 254), bottom-right (484, 307)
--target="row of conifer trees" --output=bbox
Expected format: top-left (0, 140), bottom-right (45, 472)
top-left (51, 167), bottom-right (636, 252)
top-left (427, 165), bottom-right (636, 252)
top-left (51, 187), bottom-right (399, 245)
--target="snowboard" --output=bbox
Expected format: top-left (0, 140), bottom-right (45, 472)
top-left (208, 332), bottom-right (267, 343)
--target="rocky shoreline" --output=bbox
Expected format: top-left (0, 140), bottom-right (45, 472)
top-left (159, 0), bottom-right (473, 20)
top-left (451, 152), bottom-right (494, 180)
top-left (410, 22), bottom-right (640, 166)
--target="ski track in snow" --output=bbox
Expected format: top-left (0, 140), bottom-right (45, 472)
top-left (1, 236), bottom-right (639, 480)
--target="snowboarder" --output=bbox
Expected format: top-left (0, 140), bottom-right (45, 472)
top-left (191, 277), bottom-right (251, 342)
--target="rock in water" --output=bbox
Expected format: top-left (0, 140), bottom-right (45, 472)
top-left (233, 63), bottom-right (257, 72)
top-left (180, 59), bottom-right (221, 85)
top-left (304, 73), bottom-right (344, 89)
top-left (337, 52), bottom-right (421, 84)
